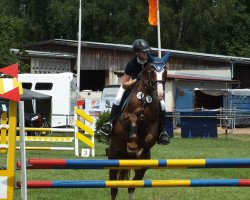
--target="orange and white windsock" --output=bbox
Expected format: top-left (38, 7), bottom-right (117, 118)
top-left (0, 64), bottom-right (22, 102)
top-left (148, 0), bottom-right (158, 26)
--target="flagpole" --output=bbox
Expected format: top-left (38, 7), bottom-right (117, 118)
top-left (77, 0), bottom-right (82, 92)
top-left (157, 0), bottom-right (161, 58)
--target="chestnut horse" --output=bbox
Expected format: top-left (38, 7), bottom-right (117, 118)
top-left (108, 53), bottom-right (170, 200)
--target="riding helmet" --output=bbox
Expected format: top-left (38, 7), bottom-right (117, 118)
top-left (132, 39), bottom-right (150, 52)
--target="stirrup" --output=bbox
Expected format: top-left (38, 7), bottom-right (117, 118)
top-left (99, 122), bottom-right (112, 136)
top-left (158, 132), bottom-right (170, 145)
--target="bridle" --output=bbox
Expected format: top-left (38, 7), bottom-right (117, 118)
top-left (145, 65), bottom-right (166, 90)
top-left (137, 64), bottom-right (167, 120)
top-left (132, 52), bottom-right (171, 120)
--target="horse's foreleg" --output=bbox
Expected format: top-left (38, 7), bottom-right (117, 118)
top-left (135, 125), bottom-right (158, 158)
top-left (144, 124), bottom-right (158, 149)
top-left (125, 113), bottom-right (138, 153)
top-left (144, 133), bottom-right (156, 149)
top-left (110, 169), bottom-right (118, 200)
top-left (128, 168), bottom-right (148, 200)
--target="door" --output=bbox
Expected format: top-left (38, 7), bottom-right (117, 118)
top-left (175, 88), bottom-right (194, 125)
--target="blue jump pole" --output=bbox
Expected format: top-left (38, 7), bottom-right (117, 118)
top-left (17, 179), bottom-right (250, 188)
top-left (23, 158), bottom-right (250, 169)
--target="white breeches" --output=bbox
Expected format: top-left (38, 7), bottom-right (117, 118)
top-left (114, 85), bottom-right (125, 106)
top-left (160, 100), bottom-right (166, 111)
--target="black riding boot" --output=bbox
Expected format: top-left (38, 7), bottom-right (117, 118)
top-left (99, 104), bottom-right (120, 136)
top-left (158, 110), bottom-right (170, 145)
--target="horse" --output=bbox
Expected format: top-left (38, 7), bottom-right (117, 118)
top-left (107, 52), bottom-right (170, 200)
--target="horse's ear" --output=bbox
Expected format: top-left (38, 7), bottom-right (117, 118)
top-left (147, 53), bottom-right (155, 62)
top-left (162, 52), bottom-right (171, 64)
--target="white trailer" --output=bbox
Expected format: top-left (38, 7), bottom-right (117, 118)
top-left (18, 73), bottom-right (77, 127)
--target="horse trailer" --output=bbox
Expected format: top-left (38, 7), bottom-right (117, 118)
top-left (18, 72), bottom-right (77, 127)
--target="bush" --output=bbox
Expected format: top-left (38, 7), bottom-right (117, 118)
top-left (95, 111), bottom-right (110, 144)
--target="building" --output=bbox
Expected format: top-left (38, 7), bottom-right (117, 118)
top-left (21, 39), bottom-right (250, 111)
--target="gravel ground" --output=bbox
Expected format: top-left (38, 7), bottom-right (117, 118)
top-left (217, 126), bottom-right (250, 134)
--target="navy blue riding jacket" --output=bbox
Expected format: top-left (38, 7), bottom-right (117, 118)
top-left (124, 57), bottom-right (149, 80)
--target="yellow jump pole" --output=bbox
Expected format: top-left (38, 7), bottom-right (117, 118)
top-left (0, 112), bottom-right (7, 153)
top-left (7, 100), bottom-right (17, 200)
top-left (0, 100), bottom-right (17, 200)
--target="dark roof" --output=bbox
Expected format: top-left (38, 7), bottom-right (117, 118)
top-left (167, 74), bottom-right (240, 84)
top-left (23, 39), bottom-right (250, 64)
top-left (21, 89), bottom-right (52, 100)
top-left (23, 39), bottom-right (132, 52)
top-left (11, 48), bottom-right (76, 59)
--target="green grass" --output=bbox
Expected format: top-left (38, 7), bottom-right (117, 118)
top-left (2, 134), bottom-right (249, 200)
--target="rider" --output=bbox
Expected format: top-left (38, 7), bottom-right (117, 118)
top-left (100, 39), bottom-right (170, 145)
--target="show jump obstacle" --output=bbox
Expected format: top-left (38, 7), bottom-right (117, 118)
top-left (0, 64), bottom-right (95, 199)
top-left (18, 179), bottom-right (250, 188)
top-left (74, 107), bottom-right (95, 157)
top-left (0, 64), bottom-right (22, 200)
top-left (0, 64), bottom-right (95, 200)
top-left (0, 107), bottom-right (95, 157)
top-left (16, 158), bottom-right (250, 189)
top-left (18, 158), bottom-right (250, 169)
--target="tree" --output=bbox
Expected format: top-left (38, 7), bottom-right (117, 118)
top-left (0, 0), bottom-right (249, 59)
top-left (0, 0), bottom-right (29, 71)
top-left (0, 16), bottom-right (23, 67)
top-left (160, 0), bottom-right (249, 56)
top-left (48, 0), bottom-right (80, 40)
top-left (211, 0), bottom-right (250, 56)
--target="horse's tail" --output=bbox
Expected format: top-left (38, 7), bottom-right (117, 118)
top-left (118, 169), bottom-right (130, 180)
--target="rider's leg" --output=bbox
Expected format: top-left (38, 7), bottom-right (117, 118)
top-left (158, 100), bottom-right (170, 145)
top-left (99, 104), bottom-right (120, 136)
top-left (99, 86), bottom-right (124, 136)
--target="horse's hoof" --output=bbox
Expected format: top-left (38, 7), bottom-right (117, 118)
top-left (158, 133), bottom-right (170, 145)
top-left (136, 148), bottom-right (144, 158)
top-left (127, 142), bottom-right (138, 154)
top-left (127, 134), bottom-right (138, 153)
top-left (127, 148), bottom-right (137, 154)
top-left (127, 144), bottom-right (138, 152)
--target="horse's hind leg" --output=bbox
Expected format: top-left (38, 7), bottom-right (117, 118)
top-left (127, 168), bottom-right (147, 200)
top-left (110, 169), bottom-right (118, 200)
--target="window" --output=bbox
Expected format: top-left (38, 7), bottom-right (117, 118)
top-left (22, 82), bottom-right (32, 89)
top-left (0, 101), bottom-right (9, 115)
top-left (35, 83), bottom-right (53, 90)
